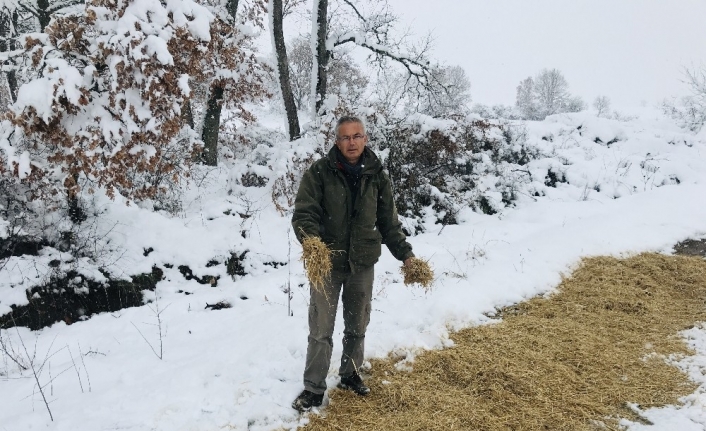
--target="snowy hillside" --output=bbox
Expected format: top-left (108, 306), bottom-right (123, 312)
top-left (1, 109), bottom-right (706, 430)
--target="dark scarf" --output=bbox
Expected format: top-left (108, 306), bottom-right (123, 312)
top-left (335, 146), bottom-right (365, 207)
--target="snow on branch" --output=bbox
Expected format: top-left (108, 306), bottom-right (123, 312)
top-left (324, 0), bottom-right (446, 106)
top-left (0, 0), bottom-right (219, 203)
top-left (332, 32), bottom-right (430, 79)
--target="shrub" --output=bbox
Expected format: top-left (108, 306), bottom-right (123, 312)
top-left (378, 115), bottom-right (541, 229)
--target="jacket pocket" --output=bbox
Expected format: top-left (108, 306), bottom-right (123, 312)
top-left (351, 227), bottom-right (382, 267)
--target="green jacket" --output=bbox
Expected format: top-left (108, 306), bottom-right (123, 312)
top-left (292, 146), bottom-right (414, 272)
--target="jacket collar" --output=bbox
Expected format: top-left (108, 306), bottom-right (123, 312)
top-left (326, 146), bottom-right (382, 175)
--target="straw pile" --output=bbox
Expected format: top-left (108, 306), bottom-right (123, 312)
top-left (305, 253), bottom-right (706, 430)
top-left (401, 257), bottom-right (434, 290)
top-left (301, 236), bottom-right (332, 291)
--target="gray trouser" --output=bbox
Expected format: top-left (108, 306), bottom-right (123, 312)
top-left (303, 266), bottom-right (375, 394)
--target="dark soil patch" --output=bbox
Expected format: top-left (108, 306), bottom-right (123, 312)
top-left (0, 266), bottom-right (164, 330)
top-left (205, 301), bottom-right (231, 310)
top-left (674, 238), bottom-right (706, 257)
top-left (227, 251), bottom-right (248, 277)
top-left (178, 265), bottom-right (219, 286)
top-left (0, 236), bottom-right (49, 259)
top-left (544, 168), bottom-right (568, 188)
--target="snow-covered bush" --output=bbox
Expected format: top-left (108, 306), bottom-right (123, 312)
top-left (0, 0), bottom-right (273, 267)
top-left (1, 0), bottom-right (218, 205)
top-left (1, 0), bottom-right (268, 210)
top-left (377, 115), bottom-right (542, 230)
top-left (471, 103), bottom-right (522, 120)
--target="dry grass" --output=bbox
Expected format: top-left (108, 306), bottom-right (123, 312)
top-left (301, 236), bottom-right (332, 291)
top-left (304, 253), bottom-right (706, 430)
top-left (402, 257), bottom-right (434, 290)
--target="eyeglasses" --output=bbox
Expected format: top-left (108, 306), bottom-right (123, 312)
top-left (337, 134), bottom-right (366, 144)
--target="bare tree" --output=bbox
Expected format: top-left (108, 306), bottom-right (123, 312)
top-left (516, 69), bottom-right (584, 120)
top-left (533, 68), bottom-right (570, 118)
top-left (516, 77), bottom-right (538, 120)
top-left (565, 95), bottom-right (585, 113)
top-left (684, 67), bottom-right (706, 131)
top-left (419, 65), bottom-right (471, 117)
top-left (266, 0), bottom-right (450, 128)
top-left (311, 0), bottom-right (443, 117)
top-left (662, 66), bottom-right (706, 132)
top-left (287, 34), bottom-right (368, 111)
top-left (685, 67), bottom-right (706, 99)
top-left (593, 96), bottom-right (611, 118)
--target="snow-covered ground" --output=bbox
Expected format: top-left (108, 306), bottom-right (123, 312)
top-left (2, 110), bottom-right (706, 430)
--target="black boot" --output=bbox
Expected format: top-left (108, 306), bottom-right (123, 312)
top-left (338, 374), bottom-right (370, 396)
top-left (292, 390), bottom-right (324, 412)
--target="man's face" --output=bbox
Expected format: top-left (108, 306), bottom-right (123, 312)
top-left (335, 122), bottom-right (368, 164)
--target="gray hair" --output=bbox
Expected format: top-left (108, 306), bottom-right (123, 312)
top-left (334, 116), bottom-right (366, 138)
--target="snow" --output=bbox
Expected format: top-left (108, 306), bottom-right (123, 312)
top-left (178, 74), bottom-right (191, 97)
top-left (17, 150), bottom-right (31, 179)
top-left (621, 325), bottom-right (706, 430)
top-left (2, 110), bottom-right (706, 430)
top-left (14, 58), bottom-right (85, 124)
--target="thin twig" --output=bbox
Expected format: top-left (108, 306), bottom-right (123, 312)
top-left (78, 342), bottom-right (91, 392)
top-left (131, 322), bottom-right (161, 360)
top-left (11, 317), bottom-right (53, 421)
top-left (0, 328), bottom-right (28, 371)
top-left (67, 346), bottom-right (84, 393)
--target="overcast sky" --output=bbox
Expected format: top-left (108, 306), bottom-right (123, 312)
top-left (383, 0), bottom-right (706, 108)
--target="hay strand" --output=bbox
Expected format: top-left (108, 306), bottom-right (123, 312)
top-left (401, 257), bottom-right (434, 290)
top-left (301, 236), bottom-right (332, 291)
top-left (305, 253), bottom-right (706, 430)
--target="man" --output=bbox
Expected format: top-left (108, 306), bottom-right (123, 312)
top-left (291, 116), bottom-right (414, 412)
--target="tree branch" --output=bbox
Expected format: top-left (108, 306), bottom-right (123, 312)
top-left (47, 0), bottom-right (85, 15)
top-left (341, 0), bottom-right (365, 22)
top-left (16, 2), bottom-right (39, 18)
top-left (333, 36), bottom-right (428, 79)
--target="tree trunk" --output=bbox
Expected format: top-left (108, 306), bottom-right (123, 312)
top-left (1, 10), bottom-right (18, 102)
top-left (37, 0), bottom-right (51, 31)
top-left (182, 98), bottom-right (194, 130)
top-left (6, 70), bottom-right (17, 103)
top-left (8, 9), bottom-right (17, 102)
top-left (227, 0), bottom-right (239, 23)
top-left (196, 0), bottom-right (238, 166)
top-left (313, 0), bottom-right (329, 115)
top-left (272, 0), bottom-right (300, 140)
top-left (201, 85), bottom-right (224, 167)
top-left (67, 173), bottom-right (86, 225)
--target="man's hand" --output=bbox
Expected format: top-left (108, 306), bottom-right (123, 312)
top-left (403, 257), bottom-right (413, 267)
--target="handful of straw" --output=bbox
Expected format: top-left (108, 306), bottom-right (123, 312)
top-left (301, 236), bottom-right (332, 291)
top-left (401, 257), bottom-right (434, 290)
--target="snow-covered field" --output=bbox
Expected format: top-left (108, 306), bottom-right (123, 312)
top-left (2, 110), bottom-right (706, 430)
